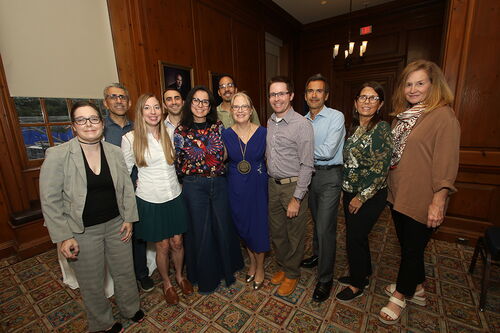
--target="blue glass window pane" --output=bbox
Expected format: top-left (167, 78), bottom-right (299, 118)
top-left (21, 126), bottom-right (49, 159)
top-left (51, 125), bottom-right (74, 145)
top-left (46, 98), bottom-right (70, 122)
top-left (14, 97), bottom-right (44, 124)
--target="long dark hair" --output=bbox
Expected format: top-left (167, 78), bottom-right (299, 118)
top-left (349, 81), bottom-right (385, 135)
top-left (179, 85), bottom-right (218, 128)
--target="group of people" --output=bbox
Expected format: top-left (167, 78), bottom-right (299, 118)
top-left (39, 59), bottom-right (460, 332)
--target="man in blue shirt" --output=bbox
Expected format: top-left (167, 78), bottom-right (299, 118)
top-left (103, 83), bottom-right (154, 292)
top-left (302, 74), bottom-right (345, 302)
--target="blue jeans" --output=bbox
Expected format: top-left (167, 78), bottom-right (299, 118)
top-left (182, 175), bottom-right (243, 293)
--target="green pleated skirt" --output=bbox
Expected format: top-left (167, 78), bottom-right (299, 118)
top-left (135, 193), bottom-right (188, 242)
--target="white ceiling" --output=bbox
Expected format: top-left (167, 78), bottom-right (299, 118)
top-left (272, 0), bottom-right (394, 24)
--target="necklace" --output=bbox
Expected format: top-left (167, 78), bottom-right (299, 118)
top-left (78, 139), bottom-right (100, 145)
top-left (236, 125), bottom-right (252, 175)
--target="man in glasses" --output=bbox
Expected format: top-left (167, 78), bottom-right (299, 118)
top-left (102, 83), bottom-right (155, 293)
top-left (216, 75), bottom-right (260, 128)
top-left (302, 73), bottom-right (345, 303)
top-left (266, 76), bottom-right (314, 297)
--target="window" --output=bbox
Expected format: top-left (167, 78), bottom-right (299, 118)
top-left (13, 97), bottom-right (105, 160)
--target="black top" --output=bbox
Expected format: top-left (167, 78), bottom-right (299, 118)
top-left (82, 143), bottom-right (120, 227)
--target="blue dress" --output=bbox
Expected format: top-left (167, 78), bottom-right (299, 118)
top-left (222, 126), bottom-right (270, 253)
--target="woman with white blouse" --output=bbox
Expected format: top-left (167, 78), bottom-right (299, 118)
top-left (121, 93), bottom-right (193, 305)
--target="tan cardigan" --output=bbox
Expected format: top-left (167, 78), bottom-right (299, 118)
top-left (387, 106), bottom-right (460, 224)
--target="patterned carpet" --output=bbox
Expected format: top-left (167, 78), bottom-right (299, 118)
top-left (1, 207), bottom-right (499, 332)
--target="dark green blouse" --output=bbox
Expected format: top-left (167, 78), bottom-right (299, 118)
top-left (342, 121), bottom-right (393, 203)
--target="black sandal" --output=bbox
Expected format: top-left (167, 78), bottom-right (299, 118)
top-left (130, 309), bottom-right (145, 323)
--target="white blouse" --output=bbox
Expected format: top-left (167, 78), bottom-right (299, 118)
top-left (121, 130), bottom-right (181, 204)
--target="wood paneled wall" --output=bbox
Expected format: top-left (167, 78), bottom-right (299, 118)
top-left (295, 0), bottom-right (446, 118)
top-left (438, 0), bottom-right (500, 243)
top-left (107, 0), bottom-right (301, 122)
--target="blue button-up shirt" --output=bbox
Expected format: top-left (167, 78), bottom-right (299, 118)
top-left (103, 116), bottom-right (134, 147)
top-left (305, 105), bottom-right (345, 166)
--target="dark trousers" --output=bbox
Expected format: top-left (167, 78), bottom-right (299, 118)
top-left (344, 188), bottom-right (387, 289)
top-left (391, 208), bottom-right (433, 297)
top-left (268, 179), bottom-right (309, 279)
top-left (131, 166), bottom-right (149, 281)
top-left (309, 167), bottom-right (342, 283)
top-left (132, 236), bottom-right (148, 280)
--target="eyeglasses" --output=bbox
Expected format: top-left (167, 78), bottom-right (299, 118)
top-left (357, 95), bottom-right (380, 103)
top-left (306, 88), bottom-right (325, 95)
top-left (219, 83), bottom-right (235, 89)
top-left (106, 94), bottom-right (129, 101)
top-left (73, 116), bottom-right (102, 126)
top-left (192, 97), bottom-right (210, 107)
top-left (231, 104), bottom-right (251, 112)
top-left (269, 91), bottom-right (289, 99)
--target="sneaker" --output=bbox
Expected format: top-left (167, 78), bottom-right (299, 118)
top-left (337, 276), bottom-right (369, 288)
top-left (336, 287), bottom-right (364, 302)
top-left (138, 276), bottom-right (155, 292)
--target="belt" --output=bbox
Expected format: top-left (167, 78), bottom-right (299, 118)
top-left (274, 176), bottom-right (298, 185)
top-left (314, 164), bottom-right (342, 170)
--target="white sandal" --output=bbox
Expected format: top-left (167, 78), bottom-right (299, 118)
top-left (384, 283), bottom-right (426, 306)
top-left (379, 295), bottom-right (406, 325)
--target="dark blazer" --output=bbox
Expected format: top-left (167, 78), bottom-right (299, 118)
top-left (40, 138), bottom-right (139, 243)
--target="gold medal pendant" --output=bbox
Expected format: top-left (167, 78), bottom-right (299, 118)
top-left (237, 160), bottom-right (251, 174)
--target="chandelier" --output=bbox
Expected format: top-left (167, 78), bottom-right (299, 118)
top-left (333, 0), bottom-right (368, 59)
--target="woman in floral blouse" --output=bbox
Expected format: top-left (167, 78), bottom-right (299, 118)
top-left (174, 86), bottom-right (243, 294)
top-left (335, 82), bottom-right (393, 302)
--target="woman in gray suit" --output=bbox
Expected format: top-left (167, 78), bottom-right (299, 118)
top-left (40, 101), bottom-right (144, 333)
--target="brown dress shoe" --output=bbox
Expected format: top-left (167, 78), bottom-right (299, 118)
top-left (278, 278), bottom-right (298, 296)
top-left (164, 286), bottom-right (179, 305)
top-left (271, 271), bottom-right (285, 285)
top-left (178, 279), bottom-right (194, 295)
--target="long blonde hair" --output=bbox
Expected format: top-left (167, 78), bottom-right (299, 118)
top-left (392, 60), bottom-right (454, 115)
top-left (133, 93), bottom-right (175, 167)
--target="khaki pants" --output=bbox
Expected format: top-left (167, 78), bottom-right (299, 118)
top-left (69, 215), bottom-right (140, 332)
top-left (268, 179), bottom-right (309, 279)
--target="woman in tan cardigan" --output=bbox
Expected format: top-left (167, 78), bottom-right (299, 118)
top-left (379, 60), bottom-right (460, 324)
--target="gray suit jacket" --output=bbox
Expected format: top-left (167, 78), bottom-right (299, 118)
top-left (40, 137), bottom-right (139, 243)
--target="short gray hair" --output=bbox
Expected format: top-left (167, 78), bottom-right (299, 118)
top-left (103, 83), bottom-right (129, 99)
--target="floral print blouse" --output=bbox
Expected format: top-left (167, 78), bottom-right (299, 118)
top-left (342, 121), bottom-right (393, 203)
top-left (174, 121), bottom-right (226, 177)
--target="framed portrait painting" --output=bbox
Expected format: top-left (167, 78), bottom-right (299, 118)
top-left (158, 61), bottom-right (193, 100)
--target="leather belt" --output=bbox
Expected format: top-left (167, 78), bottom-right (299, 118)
top-left (274, 176), bottom-right (298, 185)
top-left (314, 164), bottom-right (342, 170)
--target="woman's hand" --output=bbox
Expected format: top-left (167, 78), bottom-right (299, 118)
top-left (60, 238), bottom-right (79, 259)
top-left (120, 222), bottom-right (133, 242)
top-left (348, 197), bottom-right (363, 214)
top-left (427, 189), bottom-right (449, 228)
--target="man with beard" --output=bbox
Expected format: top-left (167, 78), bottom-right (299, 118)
top-left (102, 83), bottom-right (155, 292)
top-left (216, 75), bottom-right (260, 128)
top-left (302, 74), bottom-right (345, 302)
top-left (163, 87), bottom-right (183, 130)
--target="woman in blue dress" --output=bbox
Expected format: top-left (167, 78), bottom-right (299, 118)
top-left (222, 92), bottom-right (270, 290)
